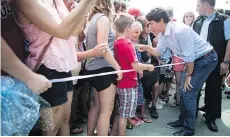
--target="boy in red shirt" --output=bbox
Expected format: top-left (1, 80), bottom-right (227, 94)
top-left (112, 14), bottom-right (155, 136)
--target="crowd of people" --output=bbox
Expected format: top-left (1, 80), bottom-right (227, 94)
top-left (1, 0), bottom-right (230, 136)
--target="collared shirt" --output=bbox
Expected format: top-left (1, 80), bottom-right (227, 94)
top-left (200, 12), bottom-right (215, 41)
top-left (200, 12), bottom-right (230, 41)
top-left (160, 48), bottom-right (172, 60)
top-left (157, 21), bottom-right (213, 62)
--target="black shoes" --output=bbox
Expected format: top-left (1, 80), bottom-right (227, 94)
top-left (166, 120), bottom-right (183, 129)
top-left (167, 120), bottom-right (194, 136)
top-left (206, 120), bottom-right (218, 132)
top-left (198, 105), bottom-right (207, 113)
top-left (173, 130), bottom-right (195, 136)
top-left (150, 106), bottom-right (159, 119)
top-left (203, 113), bottom-right (219, 132)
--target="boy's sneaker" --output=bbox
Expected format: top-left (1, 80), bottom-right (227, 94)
top-left (149, 100), bottom-right (163, 110)
top-left (150, 106), bottom-right (159, 119)
top-left (166, 120), bottom-right (183, 128)
top-left (148, 102), bottom-right (152, 109)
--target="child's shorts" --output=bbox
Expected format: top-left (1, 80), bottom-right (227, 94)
top-left (116, 87), bottom-right (138, 118)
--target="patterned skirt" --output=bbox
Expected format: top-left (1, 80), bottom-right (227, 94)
top-left (137, 79), bottom-right (144, 106)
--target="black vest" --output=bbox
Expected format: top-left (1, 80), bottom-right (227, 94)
top-left (193, 12), bottom-right (229, 63)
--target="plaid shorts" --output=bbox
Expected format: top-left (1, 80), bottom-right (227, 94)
top-left (116, 87), bottom-right (138, 118)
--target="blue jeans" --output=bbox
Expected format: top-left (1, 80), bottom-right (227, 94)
top-left (178, 52), bottom-right (218, 134)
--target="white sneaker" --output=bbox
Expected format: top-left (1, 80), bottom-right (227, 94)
top-left (159, 98), bottom-right (166, 106)
top-left (156, 102), bottom-right (163, 110)
top-left (202, 83), bottom-right (206, 90)
top-left (148, 102), bottom-right (152, 109)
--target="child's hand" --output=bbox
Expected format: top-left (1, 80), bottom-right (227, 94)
top-left (115, 66), bottom-right (123, 81)
top-left (138, 71), bottom-right (143, 79)
top-left (117, 71), bottom-right (123, 81)
top-left (147, 65), bottom-right (155, 72)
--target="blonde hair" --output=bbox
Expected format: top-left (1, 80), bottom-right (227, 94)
top-left (114, 13), bottom-right (135, 33)
top-left (89, 0), bottom-right (113, 21)
top-left (183, 11), bottom-right (195, 26)
top-left (131, 21), bottom-right (143, 32)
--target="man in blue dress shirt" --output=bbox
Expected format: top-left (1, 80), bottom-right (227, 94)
top-left (138, 8), bottom-right (218, 136)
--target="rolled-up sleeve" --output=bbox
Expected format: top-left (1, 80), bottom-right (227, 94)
top-left (156, 35), bottom-right (167, 56)
top-left (178, 28), bottom-right (196, 62)
top-left (224, 18), bottom-right (230, 40)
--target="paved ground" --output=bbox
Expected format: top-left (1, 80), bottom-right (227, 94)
top-left (73, 84), bottom-right (230, 136)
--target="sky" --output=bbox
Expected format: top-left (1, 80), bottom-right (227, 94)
top-left (128, 0), bottom-right (230, 21)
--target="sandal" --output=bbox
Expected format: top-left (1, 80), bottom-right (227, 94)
top-left (129, 118), bottom-right (142, 126)
top-left (170, 100), bottom-right (180, 108)
top-left (126, 124), bottom-right (133, 130)
top-left (73, 116), bottom-right (87, 124)
top-left (70, 125), bottom-right (83, 134)
top-left (227, 94), bottom-right (230, 99)
top-left (163, 96), bottom-right (169, 103)
top-left (108, 127), bottom-right (112, 135)
top-left (139, 115), bottom-right (152, 123)
top-left (132, 117), bottom-right (145, 125)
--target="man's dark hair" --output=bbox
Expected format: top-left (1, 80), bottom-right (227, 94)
top-left (200, 0), bottom-right (216, 7)
top-left (216, 8), bottom-right (225, 14)
top-left (146, 8), bottom-right (170, 23)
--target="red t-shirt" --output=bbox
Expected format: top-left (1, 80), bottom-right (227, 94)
top-left (114, 38), bottom-right (138, 88)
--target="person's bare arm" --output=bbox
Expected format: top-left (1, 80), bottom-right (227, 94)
top-left (76, 43), bottom-right (108, 62)
top-left (1, 37), bottom-right (51, 94)
top-left (67, 1), bottom-right (90, 36)
top-left (185, 62), bottom-right (194, 76)
top-left (138, 44), bottom-right (161, 57)
top-left (97, 16), bottom-right (120, 70)
top-left (97, 16), bottom-right (122, 80)
top-left (131, 62), bottom-right (154, 72)
top-left (16, 0), bottom-right (94, 39)
top-left (76, 50), bottom-right (94, 62)
top-left (72, 18), bottom-right (87, 36)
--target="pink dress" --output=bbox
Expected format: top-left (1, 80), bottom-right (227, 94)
top-left (18, 0), bottom-right (78, 72)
